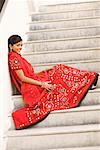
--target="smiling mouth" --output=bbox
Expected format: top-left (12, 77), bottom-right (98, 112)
top-left (17, 51), bottom-right (21, 54)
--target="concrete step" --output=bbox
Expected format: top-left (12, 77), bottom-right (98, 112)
top-left (23, 36), bottom-right (100, 52)
top-left (29, 17), bottom-right (100, 31)
top-left (31, 9), bottom-right (100, 22)
top-left (23, 47), bottom-right (100, 64)
top-left (33, 59), bottom-right (100, 73)
top-left (6, 124), bottom-right (100, 150)
top-left (27, 26), bottom-right (100, 41)
top-left (11, 88), bottom-right (100, 110)
top-left (6, 146), bottom-right (100, 150)
top-left (39, 1), bottom-right (100, 12)
top-left (48, 146), bottom-right (100, 150)
top-left (9, 104), bottom-right (100, 129)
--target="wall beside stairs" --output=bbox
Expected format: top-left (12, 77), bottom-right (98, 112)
top-left (0, 0), bottom-right (29, 149)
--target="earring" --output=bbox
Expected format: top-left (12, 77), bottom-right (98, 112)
top-left (11, 49), bottom-right (14, 52)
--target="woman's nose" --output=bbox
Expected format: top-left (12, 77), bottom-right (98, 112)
top-left (19, 46), bottom-right (22, 50)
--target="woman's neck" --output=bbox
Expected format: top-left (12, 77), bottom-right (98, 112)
top-left (10, 51), bottom-right (21, 55)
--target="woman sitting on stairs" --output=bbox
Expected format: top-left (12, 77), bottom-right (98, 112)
top-left (8, 35), bottom-right (99, 130)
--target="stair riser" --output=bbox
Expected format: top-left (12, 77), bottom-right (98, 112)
top-left (6, 131), bottom-right (100, 149)
top-left (10, 109), bottom-right (100, 129)
top-left (33, 61), bottom-right (100, 73)
top-left (49, 147), bottom-right (100, 150)
top-left (30, 18), bottom-right (100, 31)
top-left (27, 27), bottom-right (100, 41)
top-left (12, 90), bottom-right (100, 111)
top-left (6, 147), bottom-right (100, 150)
top-left (31, 9), bottom-right (100, 21)
top-left (6, 148), bottom-right (100, 150)
top-left (39, 1), bottom-right (100, 12)
top-left (24, 37), bottom-right (100, 52)
top-left (24, 50), bottom-right (100, 67)
top-left (26, 110), bottom-right (100, 128)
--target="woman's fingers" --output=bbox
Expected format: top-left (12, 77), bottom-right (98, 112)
top-left (46, 81), bottom-right (51, 84)
top-left (42, 81), bottom-right (55, 91)
top-left (48, 84), bottom-right (55, 90)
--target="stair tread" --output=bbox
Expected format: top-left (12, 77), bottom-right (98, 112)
top-left (26, 25), bottom-right (100, 34)
top-left (24, 35), bottom-right (100, 44)
top-left (30, 8), bottom-right (100, 16)
top-left (40, 0), bottom-right (99, 7)
top-left (12, 88), bottom-right (100, 98)
top-left (32, 59), bottom-right (100, 67)
top-left (30, 9), bottom-right (100, 23)
top-left (22, 47), bottom-right (100, 55)
top-left (29, 16), bottom-right (100, 24)
top-left (49, 146), bottom-right (100, 150)
top-left (7, 124), bottom-right (100, 137)
top-left (39, 1), bottom-right (100, 13)
top-left (29, 16), bottom-right (100, 25)
top-left (51, 105), bottom-right (100, 114)
top-left (8, 105), bottom-right (100, 118)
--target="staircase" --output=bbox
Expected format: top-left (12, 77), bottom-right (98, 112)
top-left (6, 1), bottom-right (100, 150)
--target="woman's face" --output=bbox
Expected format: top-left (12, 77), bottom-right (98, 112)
top-left (10, 41), bottom-right (23, 54)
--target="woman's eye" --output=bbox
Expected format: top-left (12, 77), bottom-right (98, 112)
top-left (16, 44), bottom-right (20, 46)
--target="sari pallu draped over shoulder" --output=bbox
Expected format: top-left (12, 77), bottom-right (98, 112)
top-left (8, 52), bottom-right (99, 130)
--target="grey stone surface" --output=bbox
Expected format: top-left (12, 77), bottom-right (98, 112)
top-left (6, 125), bottom-right (100, 149)
top-left (27, 26), bottom-right (100, 41)
top-left (29, 17), bottom-right (100, 31)
top-left (32, 60), bottom-right (100, 73)
top-left (39, 1), bottom-right (100, 12)
top-left (11, 88), bottom-right (100, 110)
top-left (10, 105), bottom-right (100, 129)
top-left (23, 48), bottom-right (100, 64)
top-left (48, 147), bottom-right (100, 150)
top-left (24, 36), bottom-right (100, 52)
top-left (31, 9), bottom-right (100, 21)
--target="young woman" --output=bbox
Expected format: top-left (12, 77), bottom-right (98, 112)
top-left (8, 35), bottom-right (98, 130)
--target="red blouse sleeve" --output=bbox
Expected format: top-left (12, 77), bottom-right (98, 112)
top-left (9, 55), bottom-right (22, 70)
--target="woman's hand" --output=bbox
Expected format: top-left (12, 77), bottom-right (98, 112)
top-left (15, 69), bottom-right (55, 90)
top-left (41, 81), bottom-right (55, 91)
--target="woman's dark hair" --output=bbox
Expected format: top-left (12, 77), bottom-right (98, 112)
top-left (8, 35), bottom-right (22, 52)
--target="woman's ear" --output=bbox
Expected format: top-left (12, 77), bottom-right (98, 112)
top-left (9, 44), bottom-right (13, 52)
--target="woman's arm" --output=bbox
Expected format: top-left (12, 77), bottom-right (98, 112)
top-left (15, 69), bottom-right (54, 91)
top-left (15, 69), bottom-right (42, 86)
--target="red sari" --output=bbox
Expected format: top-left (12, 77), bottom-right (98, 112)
top-left (8, 52), bottom-right (98, 129)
